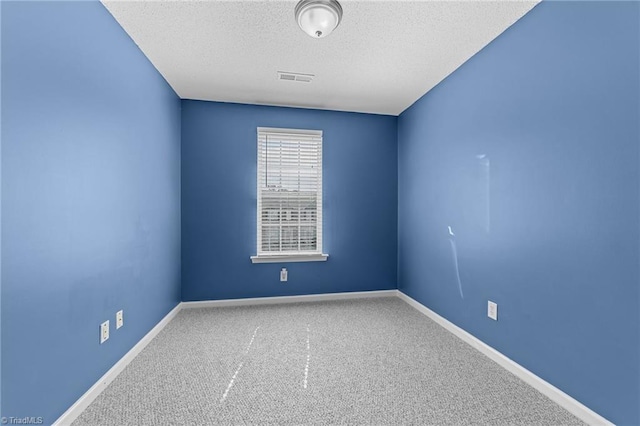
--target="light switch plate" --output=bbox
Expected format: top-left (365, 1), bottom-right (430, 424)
top-left (488, 301), bottom-right (498, 321)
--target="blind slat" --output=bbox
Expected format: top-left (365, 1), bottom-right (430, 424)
top-left (257, 128), bottom-right (323, 256)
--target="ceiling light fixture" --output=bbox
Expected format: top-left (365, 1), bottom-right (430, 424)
top-left (295, 0), bottom-right (343, 39)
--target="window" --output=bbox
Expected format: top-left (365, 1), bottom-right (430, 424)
top-left (251, 127), bottom-right (328, 263)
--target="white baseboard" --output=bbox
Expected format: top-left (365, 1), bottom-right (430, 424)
top-left (396, 291), bottom-right (614, 426)
top-left (52, 303), bottom-right (182, 426)
top-left (181, 289), bottom-right (399, 309)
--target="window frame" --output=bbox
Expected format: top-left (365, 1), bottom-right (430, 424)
top-left (251, 127), bottom-right (328, 264)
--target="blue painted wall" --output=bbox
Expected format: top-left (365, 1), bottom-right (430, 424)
top-left (398, 2), bottom-right (639, 424)
top-left (0, 2), bottom-right (2, 417)
top-left (0, 0), bottom-right (3, 417)
top-left (1, 1), bottom-right (181, 423)
top-left (181, 101), bottom-right (397, 301)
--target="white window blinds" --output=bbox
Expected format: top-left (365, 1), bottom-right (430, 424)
top-left (257, 127), bottom-right (323, 256)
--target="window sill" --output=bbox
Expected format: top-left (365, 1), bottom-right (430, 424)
top-left (250, 254), bottom-right (329, 264)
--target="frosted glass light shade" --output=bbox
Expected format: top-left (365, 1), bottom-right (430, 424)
top-left (295, 0), bottom-right (343, 39)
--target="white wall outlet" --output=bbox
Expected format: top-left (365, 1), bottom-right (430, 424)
top-left (280, 268), bottom-right (288, 282)
top-left (100, 320), bottom-right (110, 344)
top-left (116, 310), bottom-right (124, 329)
top-left (488, 301), bottom-right (498, 321)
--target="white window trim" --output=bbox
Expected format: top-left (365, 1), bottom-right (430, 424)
top-left (250, 253), bottom-right (328, 264)
top-left (252, 127), bottom-right (328, 264)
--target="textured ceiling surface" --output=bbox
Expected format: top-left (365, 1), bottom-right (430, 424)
top-left (102, 0), bottom-right (539, 116)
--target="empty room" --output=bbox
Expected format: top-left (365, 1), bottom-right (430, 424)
top-left (1, 0), bottom-right (638, 425)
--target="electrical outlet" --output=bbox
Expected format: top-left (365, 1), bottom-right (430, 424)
top-left (280, 268), bottom-right (288, 282)
top-left (116, 310), bottom-right (124, 329)
top-left (488, 301), bottom-right (498, 321)
top-left (100, 320), bottom-right (110, 344)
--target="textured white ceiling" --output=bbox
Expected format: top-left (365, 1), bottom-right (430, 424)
top-left (102, 0), bottom-right (539, 116)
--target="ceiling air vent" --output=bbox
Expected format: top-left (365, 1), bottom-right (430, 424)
top-left (278, 71), bottom-right (315, 83)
